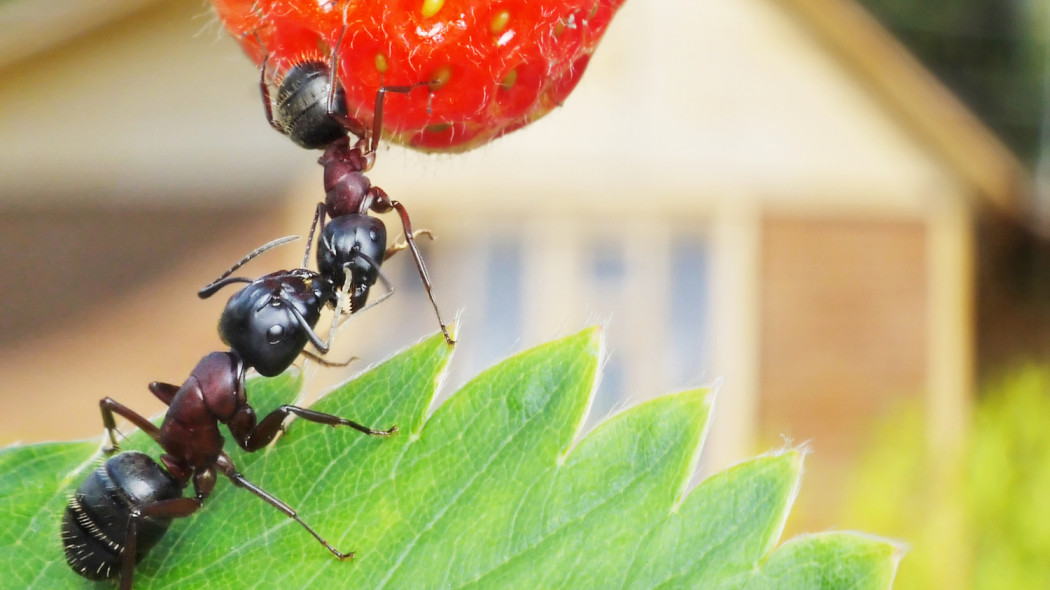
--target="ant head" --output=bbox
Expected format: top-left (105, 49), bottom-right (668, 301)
top-left (218, 271), bottom-right (328, 376)
top-left (317, 215), bottom-right (387, 310)
top-left (276, 61), bottom-right (350, 150)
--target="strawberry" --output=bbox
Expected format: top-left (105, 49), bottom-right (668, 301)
top-left (210, 0), bottom-right (626, 152)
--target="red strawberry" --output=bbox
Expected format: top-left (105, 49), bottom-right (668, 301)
top-left (210, 0), bottom-right (625, 152)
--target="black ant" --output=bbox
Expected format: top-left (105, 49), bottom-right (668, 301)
top-left (61, 241), bottom-right (399, 589)
top-left (196, 235), bottom-right (372, 376)
top-left (199, 228), bottom-right (427, 375)
top-left (258, 20), bottom-right (455, 345)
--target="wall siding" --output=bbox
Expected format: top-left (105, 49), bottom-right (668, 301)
top-left (759, 214), bottom-right (928, 528)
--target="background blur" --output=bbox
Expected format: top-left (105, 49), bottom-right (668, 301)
top-left (3, 0), bottom-right (1050, 586)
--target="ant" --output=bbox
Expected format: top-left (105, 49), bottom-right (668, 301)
top-left (197, 235), bottom-right (369, 376)
top-left (258, 18), bottom-right (456, 345)
top-left (61, 241), bottom-right (399, 589)
top-left (199, 228), bottom-right (427, 375)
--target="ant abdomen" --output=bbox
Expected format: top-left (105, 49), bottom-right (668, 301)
top-left (62, 451), bottom-right (182, 581)
top-left (277, 61), bottom-right (349, 149)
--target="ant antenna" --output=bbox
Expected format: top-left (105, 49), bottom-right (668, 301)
top-left (199, 235), bottom-right (300, 297)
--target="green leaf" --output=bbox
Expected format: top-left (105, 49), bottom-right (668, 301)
top-left (0, 329), bottom-right (902, 588)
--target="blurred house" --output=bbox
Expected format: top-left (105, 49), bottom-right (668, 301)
top-left (0, 0), bottom-right (1031, 534)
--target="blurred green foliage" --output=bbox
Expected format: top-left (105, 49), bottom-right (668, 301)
top-left (843, 366), bottom-right (1050, 588)
top-left (857, 0), bottom-right (1048, 164)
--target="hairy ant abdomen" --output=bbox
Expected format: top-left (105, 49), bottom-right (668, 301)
top-left (276, 61), bottom-right (350, 149)
top-left (61, 451), bottom-right (182, 581)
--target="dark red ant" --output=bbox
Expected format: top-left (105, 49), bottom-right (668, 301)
top-left (258, 21), bottom-right (455, 345)
top-left (61, 240), bottom-right (398, 589)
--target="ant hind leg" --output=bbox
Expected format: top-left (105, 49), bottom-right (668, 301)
top-left (99, 398), bottom-right (162, 453)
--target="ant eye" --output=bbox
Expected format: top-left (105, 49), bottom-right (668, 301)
top-left (266, 325), bottom-right (284, 344)
top-left (369, 229), bottom-right (378, 242)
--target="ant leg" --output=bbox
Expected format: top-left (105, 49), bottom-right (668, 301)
top-left (302, 202), bottom-right (328, 269)
top-left (149, 382), bottom-right (180, 406)
top-left (299, 266), bottom-right (358, 366)
top-left (302, 349), bottom-right (357, 367)
top-left (369, 188), bottom-right (455, 344)
top-left (313, 259), bottom-right (393, 361)
top-left (260, 53), bottom-right (284, 133)
top-left (322, 5), bottom-right (368, 140)
top-left (367, 82), bottom-right (434, 154)
top-left (215, 452), bottom-right (355, 560)
top-left (237, 404), bottom-right (396, 452)
top-left (99, 398), bottom-right (161, 452)
top-left (198, 235), bottom-right (300, 298)
top-left (120, 498), bottom-right (205, 590)
top-left (385, 229), bottom-right (436, 260)
top-left (119, 467), bottom-right (215, 589)
top-left (326, 3), bottom-right (350, 117)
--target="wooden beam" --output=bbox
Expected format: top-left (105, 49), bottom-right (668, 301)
top-left (706, 196), bottom-right (762, 473)
top-left (773, 0), bottom-right (1030, 217)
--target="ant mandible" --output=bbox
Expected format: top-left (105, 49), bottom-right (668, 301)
top-left (258, 17), bottom-right (456, 346)
top-left (62, 241), bottom-right (398, 589)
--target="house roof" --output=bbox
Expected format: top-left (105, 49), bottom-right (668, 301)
top-left (773, 0), bottom-right (1031, 217)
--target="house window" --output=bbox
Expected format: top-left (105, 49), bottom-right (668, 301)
top-left (481, 237), bottom-right (523, 362)
top-left (401, 218), bottom-right (713, 429)
top-left (669, 237), bottom-right (711, 386)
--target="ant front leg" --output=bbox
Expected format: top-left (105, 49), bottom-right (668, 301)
top-left (302, 202), bottom-right (328, 268)
top-left (385, 229), bottom-right (436, 261)
top-left (215, 453), bottom-right (355, 560)
top-left (260, 53), bottom-right (284, 134)
top-left (295, 269), bottom-right (360, 366)
top-left (99, 398), bottom-right (162, 453)
top-left (325, 13), bottom-right (368, 141)
top-left (149, 382), bottom-right (180, 406)
top-left (369, 187), bottom-right (455, 345)
top-left (301, 349), bottom-right (357, 368)
top-left (325, 2), bottom-right (434, 154)
top-left (366, 82), bottom-right (434, 154)
top-left (230, 403), bottom-right (396, 453)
